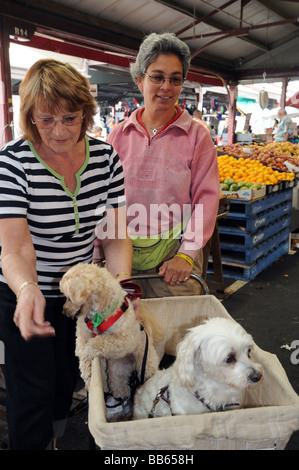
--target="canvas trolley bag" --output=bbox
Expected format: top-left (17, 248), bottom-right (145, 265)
top-left (88, 275), bottom-right (299, 450)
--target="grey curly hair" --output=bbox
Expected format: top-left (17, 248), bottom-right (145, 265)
top-left (130, 32), bottom-right (191, 84)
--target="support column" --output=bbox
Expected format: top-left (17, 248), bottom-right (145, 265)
top-left (280, 77), bottom-right (288, 109)
top-left (227, 83), bottom-right (238, 145)
top-left (195, 86), bottom-right (203, 111)
top-left (0, 15), bottom-right (13, 146)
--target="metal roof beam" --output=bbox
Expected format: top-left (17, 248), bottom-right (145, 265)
top-left (154, 0), bottom-right (269, 52)
top-left (0, 0), bottom-right (143, 52)
top-left (175, 0), bottom-right (239, 36)
top-left (235, 65), bottom-right (299, 81)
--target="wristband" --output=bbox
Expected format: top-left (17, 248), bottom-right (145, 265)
top-left (16, 281), bottom-right (40, 302)
top-left (115, 271), bottom-right (131, 279)
top-left (174, 253), bottom-right (194, 268)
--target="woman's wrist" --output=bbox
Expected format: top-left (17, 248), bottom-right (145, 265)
top-left (16, 281), bottom-right (40, 302)
top-left (174, 253), bottom-right (194, 268)
top-left (114, 271), bottom-right (131, 281)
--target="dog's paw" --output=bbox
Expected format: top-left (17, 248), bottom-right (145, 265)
top-left (79, 358), bottom-right (92, 390)
top-left (81, 341), bottom-right (99, 362)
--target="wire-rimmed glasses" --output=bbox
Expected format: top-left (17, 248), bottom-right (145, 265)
top-left (144, 73), bottom-right (185, 86)
top-left (31, 115), bottom-right (85, 129)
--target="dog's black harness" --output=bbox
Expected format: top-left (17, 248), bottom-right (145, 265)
top-left (148, 386), bottom-right (240, 418)
top-left (139, 324), bottom-right (149, 386)
top-left (104, 323), bottom-right (150, 420)
top-left (193, 391), bottom-right (240, 412)
top-left (148, 385), bottom-right (173, 418)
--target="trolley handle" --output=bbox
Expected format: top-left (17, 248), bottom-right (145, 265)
top-left (130, 272), bottom-right (209, 296)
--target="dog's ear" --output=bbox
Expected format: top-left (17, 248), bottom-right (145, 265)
top-left (61, 277), bottom-right (89, 305)
top-left (173, 332), bottom-right (201, 388)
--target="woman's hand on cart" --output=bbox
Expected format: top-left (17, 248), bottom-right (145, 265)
top-left (158, 256), bottom-right (192, 286)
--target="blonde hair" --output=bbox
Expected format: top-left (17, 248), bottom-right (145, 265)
top-left (19, 58), bottom-right (98, 142)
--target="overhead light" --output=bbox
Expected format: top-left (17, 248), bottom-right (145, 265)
top-left (35, 32), bottom-right (65, 43)
top-left (9, 35), bottom-right (31, 43)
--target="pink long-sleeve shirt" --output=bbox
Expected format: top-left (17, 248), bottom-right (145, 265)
top-left (107, 108), bottom-right (219, 258)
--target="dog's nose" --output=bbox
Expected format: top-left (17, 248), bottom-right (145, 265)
top-left (248, 369), bottom-right (262, 383)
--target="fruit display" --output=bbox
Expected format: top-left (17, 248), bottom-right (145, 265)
top-left (219, 142), bottom-right (299, 174)
top-left (245, 143), bottom-right (299, 173)
top-left (255, 141), bottom-right (299, 157)
top-left (219, 143), bottom-right (249, 158)
top-left (218, 154), bottom-right (295, 188)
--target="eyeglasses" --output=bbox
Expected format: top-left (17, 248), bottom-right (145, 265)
top-left (31, 115), bottom-right (85, 129)
top-left (144, 73), bottom-right (185, 86)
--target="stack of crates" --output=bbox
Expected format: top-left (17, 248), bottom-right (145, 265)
top-left (209, 188), bottom-right (293, 281)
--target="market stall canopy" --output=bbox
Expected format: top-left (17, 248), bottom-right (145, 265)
top-left (285, 91), bottom-right (299, 109)
top-left (263, 106), bottom-right (299, 118)
top-left (1, 0), bottom-right (299, 87)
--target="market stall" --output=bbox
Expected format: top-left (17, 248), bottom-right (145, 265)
top-left (209, 142), bottom-right (299, 281)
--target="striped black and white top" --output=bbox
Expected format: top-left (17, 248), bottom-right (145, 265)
top-left (0, 136), bottom-right (125, 297)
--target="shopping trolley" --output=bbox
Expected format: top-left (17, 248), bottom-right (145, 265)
top-left (88, 274), bottom-right (299, 450)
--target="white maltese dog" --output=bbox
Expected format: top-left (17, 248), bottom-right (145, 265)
top-left (133, 317), bottom-right (263, 419)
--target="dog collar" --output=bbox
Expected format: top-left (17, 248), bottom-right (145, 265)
top-left (148, 385), bottom-right (173, 418)
top-left (148, 386), bottom-right (240, 418)
top-left (194, 391), bottom-right (240, 412)
top-left (85, 298), bottom-right (129, 334)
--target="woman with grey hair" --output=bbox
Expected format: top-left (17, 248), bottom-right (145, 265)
top-left (108, 32), bottom-right (219, 297)
top-left (130, 32), bottom-right (191, 84)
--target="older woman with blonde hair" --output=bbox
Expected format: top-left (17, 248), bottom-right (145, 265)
top-left (0, 59), bottom-right (132, 449)
top-left (108, 32), bottom-right (219, 297)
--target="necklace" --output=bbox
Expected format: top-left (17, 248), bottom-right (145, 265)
top-left (141, 118), bottom-right (164, 136)
top-left (142, 108), bottom-right (178, 136)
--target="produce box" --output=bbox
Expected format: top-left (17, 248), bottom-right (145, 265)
top-left (221, 184), bottom-right (266, 200)
top-left (235, 133), bottom-right (252, 143)
top-left (217, 150), bottom-right (297, 197)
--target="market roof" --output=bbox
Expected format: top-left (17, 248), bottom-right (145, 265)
top-left (1, 0), bottom-right (299, 104)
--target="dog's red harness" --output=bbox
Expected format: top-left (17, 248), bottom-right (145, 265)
top-left (85, 298), bottom-right (129, 334)
top-left (84, 279), bottom-right (142, 335)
